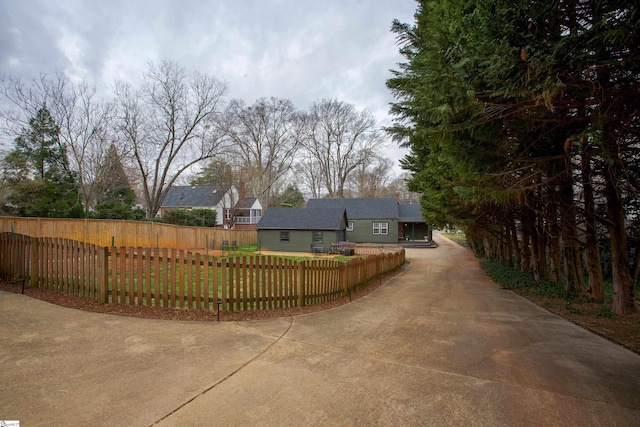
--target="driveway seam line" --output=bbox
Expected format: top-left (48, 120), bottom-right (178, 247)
top-left (148, 317), bottom-right (294, 426)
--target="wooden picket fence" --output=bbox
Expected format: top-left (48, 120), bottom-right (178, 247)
top-left (0, 232), bottom-right (405, 313)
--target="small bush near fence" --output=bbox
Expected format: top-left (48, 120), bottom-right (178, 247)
top-left (0, 232), bottom-right (405, 314)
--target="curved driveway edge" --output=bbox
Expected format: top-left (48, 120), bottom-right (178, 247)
top-left (2, 234), bottom-right (640, 426)
top-left (0, 292), bottom-right (292, 426)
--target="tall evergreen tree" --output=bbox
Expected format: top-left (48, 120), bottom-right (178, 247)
top-left (12, 107), bottom-right (67, 179)
top-left (3, 107), bottom-right (84, 217)
top-left (190, 159), bottom-right (235, 189)
top-left (93, 144), bottom-right (136, 206)
top-left (388, 0), bottom-right (639, 314)
top-left (277, 184), bottom-right (305, 208)
top-left (92, 144), bottom-right (143, 219)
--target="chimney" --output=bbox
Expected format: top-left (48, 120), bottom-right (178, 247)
top-left (395, 192), bottom-right (400, 203)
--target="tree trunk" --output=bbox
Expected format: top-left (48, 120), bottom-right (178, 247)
top-left (559, 161), bottom-right (582, 295)
top-left (536, 215), bottom-right (547, 281)
top-left (561, 233), bottom-right (583, 295)
top-left (597, 119), bottom-right (636, 314)
top-left (604, 167), bottom-right (636, 314)
top-left (530, 229), bottom-right (541, 280)
top-left (521, 229), bottom-right (531, 273)
top-left (483, 236), bottom-right (493, 260)
top-left (581, 149), bottom-right (603, 301)
top-left (547, 210), bottom-right (563, 287)
top-left (504, 222), bottom-right (513, 266)
top-left (509, 214), bottom-right (521, 270)
top-left (632, 242), bottom-right (640, 291)
top-left (549, 231), bottom-right (562, 287)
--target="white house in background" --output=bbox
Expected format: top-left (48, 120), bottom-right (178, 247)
top-left (160, 185), bottom-right (236, 228)
top-left (228, 197), bottom-right (263, 230)
top-left (159, 185), bottom-right (262, 230)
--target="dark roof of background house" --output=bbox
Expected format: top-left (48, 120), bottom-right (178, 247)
top-left (306, 197), bottom-right (399, 220)
top-left (256, 207), bottom-right (347, 230)
top-left (162, 185), bottom-right (228, 207)
top-left (235, 197), bottom-right (258, 210)
top-left (398, 202), bottom-right (425, 222)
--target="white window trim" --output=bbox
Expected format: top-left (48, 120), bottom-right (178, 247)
top-left (346, 222), bottom-right (354, 232)
top-left (373, 222), bottom-right (389, 235)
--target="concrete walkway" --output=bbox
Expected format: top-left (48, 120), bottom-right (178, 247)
top-left (1, 235), bottom-right (639, 426)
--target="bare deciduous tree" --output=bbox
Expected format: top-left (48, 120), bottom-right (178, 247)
top-left (294, 153), bottom-right (324, 199)
top-left (114, 61), bottom-right (228, 218)
top-left (222, 97), bottom-right (303, 208)
top-left (301, 99), bottom-right (383, 198)
top-left (347, 155), bottom-right (395, 197)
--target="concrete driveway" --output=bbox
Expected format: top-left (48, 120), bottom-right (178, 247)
top-left (1, 235), bottom-right (639, 426)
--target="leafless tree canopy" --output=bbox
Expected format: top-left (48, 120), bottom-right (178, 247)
top-left (300, 99), bottom-right (384, 198)
top-left (114, 60), bottom-right (228, 217)
top-left (1, 63), bottom-right (404, 216)
top-left (347, 155), bottom-right (395, 198)
top-left (221, 97), bottom-right (304, 208)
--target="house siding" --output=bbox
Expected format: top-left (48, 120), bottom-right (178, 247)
top-left (258, 229), bottom-right (344, 252)
top-left (347, 219), bottom-right (399, 244)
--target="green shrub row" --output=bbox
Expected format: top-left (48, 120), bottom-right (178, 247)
top-left (480, 259), bottom-right (565, 298)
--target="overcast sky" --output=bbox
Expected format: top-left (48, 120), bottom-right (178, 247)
top-left (0, 0), bottom-right (417, 173)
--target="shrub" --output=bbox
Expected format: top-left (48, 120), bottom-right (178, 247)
top-left (480, 259), bottom-right (564, 298)
top-left (162, 208), bottom-right (217, 227)
top-left (93, 201), bottom-right (146, 220)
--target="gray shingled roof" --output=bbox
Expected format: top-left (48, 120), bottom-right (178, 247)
top-left (398, 202), bottom-right (425, 222)
top-left (256, 207), bottom-right (346, 230)
top-left (306, 197), bottom-right (399, 220)
top-left (234, 197), bottom-right (258, 210)
top-left (162, 185), bottom-right (228, 207)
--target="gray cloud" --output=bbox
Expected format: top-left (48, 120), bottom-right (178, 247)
top-left (0, 0), bottom-right (416, 168)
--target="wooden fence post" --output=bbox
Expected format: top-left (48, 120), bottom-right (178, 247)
top-left (30, 237), bottom-right (40, 287)
top-left (297, 261), bottom-right (305, 307)
top-left (97, 246), bottom-right (109, 303)
top-left (341, 262), bottom-right (348, 296)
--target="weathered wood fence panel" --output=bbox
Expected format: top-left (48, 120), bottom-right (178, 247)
top-left (0, 232), bottom-right (30, 282)
top-left (0, 232), bottom-right (405, 315)
top-left (0, 217), bottom-right (257, 250)
top-left (26, 237), bottom-right (102, 298)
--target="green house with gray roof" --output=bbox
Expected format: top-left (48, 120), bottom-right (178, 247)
top-left (256, 207), bottom-right (348, 252)
top-left (306, 197), bottom-right (428, 243)
top-left (399, 202), bottom-right (431, 241)
top-left (306, 197), bottom-right (400, 244)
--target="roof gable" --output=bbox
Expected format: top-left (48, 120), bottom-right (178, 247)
top-left (235, 197), bottom-right (261, 210)
top-left (162, 185), bottom-right (229, 207)
top-left (306, 197), bottom-right (399, 220)
top-left (256, 207), bottom-right (347, 230)
top-left (398, 202), bottom-right (425, 222)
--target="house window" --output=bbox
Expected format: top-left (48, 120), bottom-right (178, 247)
top-left (312, 231), bottom-right (323, 243)
top-left (225, 209), bottom-right (231, 220)
top-left (346, 222), bottom-right (354, 232)
top-left (372, 222), bottom-right (389, 235)
top-left (280, 231), bottom-right (290, 242)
